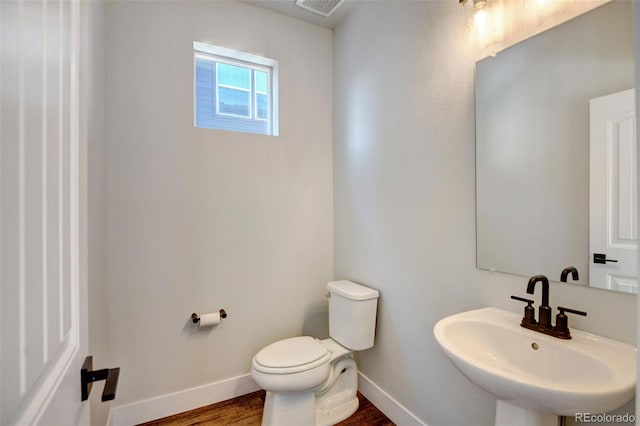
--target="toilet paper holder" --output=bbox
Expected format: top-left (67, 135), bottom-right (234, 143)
top-left (191, 309), bottom-right (227, 324)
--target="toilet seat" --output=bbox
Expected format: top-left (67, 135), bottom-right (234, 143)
top-left (253, 336), bottom-right (331, 375)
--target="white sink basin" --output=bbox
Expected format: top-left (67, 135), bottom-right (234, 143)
top-left (434, 307), bottom-right (636, 417)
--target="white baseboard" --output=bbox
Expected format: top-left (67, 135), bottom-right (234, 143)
top-left (108, 373), bottom-right (260, 426)
top-left (107, 370), bottom-right (424, 426)
top-left (105, 407), bottom-right (112, 426)
top-left (358, 371), bottom-right (426, 426)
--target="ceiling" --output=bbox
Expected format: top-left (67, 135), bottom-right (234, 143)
top-left (239, 0), bottom-right (352, 29)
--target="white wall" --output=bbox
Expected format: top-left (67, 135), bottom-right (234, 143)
top-left (333, 1), bottom-right (636, 425)
top-left (104, 0), bottom-right (333, 406)
top-left (82, 1), bottom-right (111, 424)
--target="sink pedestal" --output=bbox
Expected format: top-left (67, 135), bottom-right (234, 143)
top-left (495, 400), bottom-right (557, 426)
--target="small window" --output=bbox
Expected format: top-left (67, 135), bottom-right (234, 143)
top-left (194, 42), bottom-right (279, 136)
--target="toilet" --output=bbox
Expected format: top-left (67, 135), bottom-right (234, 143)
top-left (251, 280), bottom-right (379, 426)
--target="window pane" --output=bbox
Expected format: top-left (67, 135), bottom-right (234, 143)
top-left (256, 93), bottom-right (268, 120)
top-left (218, 63), bottom-right (250, 89)
top-left (255, 71), bottom-right (268, 94)
top-left (219, 87), bottom-right (250, 117)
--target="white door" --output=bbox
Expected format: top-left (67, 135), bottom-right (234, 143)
top-left (1, 0), bottom-right (90, 424)
top-left (589, 88), bottom-right (637, 294)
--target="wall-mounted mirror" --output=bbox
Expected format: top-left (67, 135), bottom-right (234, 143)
top-left (475, 0), bottom-right (636, 294)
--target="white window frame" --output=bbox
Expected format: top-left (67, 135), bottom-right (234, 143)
top-left (254, 71), bottom-right (269, 122)
top-left (194, 41), bottom-right (279, 136)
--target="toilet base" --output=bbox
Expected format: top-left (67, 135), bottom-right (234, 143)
top-left (260, 355), bottom-right (359, 426)
top-left (315, 395), bottom-right (358, 426)
top-left (262, 390), bottom-right (316, 426)
top-left (315, 356), bottom-right (359, 426)
top-left (260, 390), bottom-right (358, 426)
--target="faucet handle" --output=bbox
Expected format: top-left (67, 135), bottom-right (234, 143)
top-left (510, 295), bottom-right (536, 325)
top-left (557, 306), bottom-right (587, 317)
top-left (554, 306), bottom-right (587, 339)
top-left (510, 295), bottom-right (534, 304)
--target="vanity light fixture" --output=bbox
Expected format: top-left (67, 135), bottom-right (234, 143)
top-left (459, 0), bottom-right (488, 8)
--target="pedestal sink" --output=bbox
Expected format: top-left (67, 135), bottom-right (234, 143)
top-left (433, 308), bottom-right (636, 426)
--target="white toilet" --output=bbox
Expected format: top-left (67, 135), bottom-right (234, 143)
top-left (251, 280), bottom-right (379, 426)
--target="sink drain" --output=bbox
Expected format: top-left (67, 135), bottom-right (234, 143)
top-left (531, 342), bottom-right (539, 350)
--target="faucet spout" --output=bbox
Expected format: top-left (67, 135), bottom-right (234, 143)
top-left (560, 266), bottom-right (579, 282)
top-left (526, 275), bottom-right (549, 306)
top-left (515, 274), bottom-right (586, 339)
top-left (526, 275), bottom-right (552, 328)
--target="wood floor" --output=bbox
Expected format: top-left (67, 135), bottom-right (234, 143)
top-left (138, 390), bottom-right (395, 426)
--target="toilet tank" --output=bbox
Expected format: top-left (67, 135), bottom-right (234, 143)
top-left (327, 280), bottom-right (379, 350)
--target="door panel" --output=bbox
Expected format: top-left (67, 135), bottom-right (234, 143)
top-left (1, 1), bottom-right (89, 424)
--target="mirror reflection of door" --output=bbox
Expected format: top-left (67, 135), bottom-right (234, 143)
top-left (589, 88), bottom-right (637, 294)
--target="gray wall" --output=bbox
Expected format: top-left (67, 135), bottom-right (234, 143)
top-left (333, 1), bottom-right (636, 425)
top-left (104, 1), bottom-right (333, 405)
top-left (635, 1), bottom-right (640, 421)
top-left (334, 2), bottom-right (495, 423)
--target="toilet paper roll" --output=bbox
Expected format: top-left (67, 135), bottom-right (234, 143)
top-left (199, 312), bottom-right (221, 327)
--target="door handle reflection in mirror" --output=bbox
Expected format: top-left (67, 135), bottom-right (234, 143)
top-left (593, 253), bottom-right (618, 264)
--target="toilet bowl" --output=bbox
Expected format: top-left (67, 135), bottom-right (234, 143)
top-left (251, 336), bottom-right (332, 392)
top-left (251, 280), bottom-right (379, 426)
top-left (252, 337), bottom-right (358, 426)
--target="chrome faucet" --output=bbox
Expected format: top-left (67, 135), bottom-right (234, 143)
top-left (511, 274), bottom-right (587, 339)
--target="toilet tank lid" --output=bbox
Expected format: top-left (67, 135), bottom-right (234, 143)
top-left (327, 280), bottom-right (379, 301)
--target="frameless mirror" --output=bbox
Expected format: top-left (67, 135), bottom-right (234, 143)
top-left (475, 0), bottom-right (636, 294)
